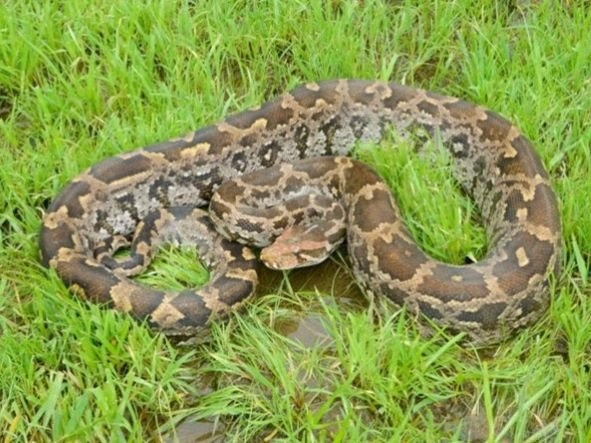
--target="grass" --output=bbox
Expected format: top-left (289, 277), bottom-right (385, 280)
top-left (1, 0), bottom-right (590, 441)
top-left (357, 133), bottom-right (489, 265)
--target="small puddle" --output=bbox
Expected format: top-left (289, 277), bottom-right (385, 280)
top-left (258, 252), bottom-right (366, 347)
top-left (163, 419), bottom-right (225, 443)
top-left (273, 310), bottom-right (332, 348)
top-left (166, 253), bottom-right (367, 442)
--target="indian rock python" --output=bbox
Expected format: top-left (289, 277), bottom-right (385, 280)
top-left (39, 79), bottom-right (561, 345)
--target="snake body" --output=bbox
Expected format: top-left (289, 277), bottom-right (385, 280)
top-left (40, 80), bottom-right (561, 344)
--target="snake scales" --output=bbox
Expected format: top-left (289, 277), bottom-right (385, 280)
top-left (39, 79), bottom-right (561, 345)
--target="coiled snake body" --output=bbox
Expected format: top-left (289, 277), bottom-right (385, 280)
top-left (40, 80), bottom-right (561, 345)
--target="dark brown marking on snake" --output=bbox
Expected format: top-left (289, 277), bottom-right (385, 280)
top-left (39, 227), bottom-right (77, 267)
top-left (418, 266), bottom-right (490, 302)
top-left (455, 302), bottom-right (508, 331)
top-left (381, 283), bottom-right (409, 307)
top-left (382, 84), bottom-right (421, 110)
top-left (477, 110), bottom-right (512, 142)
top-left (143, 138), bottom-right (194, 162)
top-left (230, 151), bottom-right (248, 172)
top-left (293, 124), bottom-right (311, 156)
top-left (416, 300), bottom-right (445, 321)
top-left (416, 100), bottom-right (441, 118)
top-left (47, 180), bottom-right (91, 216)
top-left (260, 141), bottom-right (282, 167)
top-left (493, 232), bottom-right (555, 294)
top-left (147, 176), bottom-right (172, 206)
top-left (372, 236), bottom-right (426, 282)
top-left (350, 189), bottom-right (397, 232)
top-left (258, 101), bottom-right (295, 131)
top-left (496, 135), bottom-right (549, 177)
top-left (90, 155), bottom-right (153, 185)
top-left (168, 290), bottom-right (212, 327)
top-left (291, 84), bottom-right (333, 108)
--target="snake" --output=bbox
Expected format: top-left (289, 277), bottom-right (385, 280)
top-left (39, 79), bottom-right (561, 345)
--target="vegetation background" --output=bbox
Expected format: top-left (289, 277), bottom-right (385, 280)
top-left (1, 1), bottom-right (590, 441)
